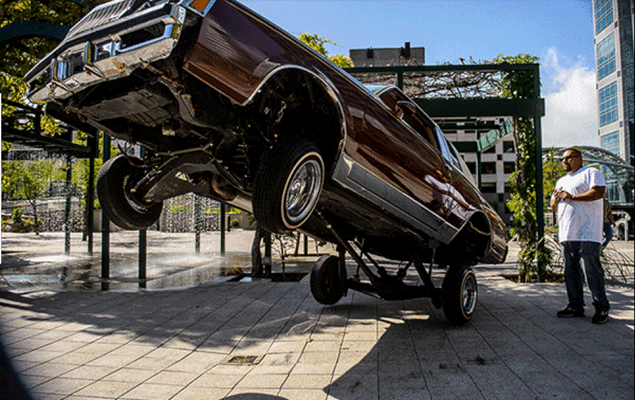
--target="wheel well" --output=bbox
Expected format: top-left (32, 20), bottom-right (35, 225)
top-left (450, 211), bottom-right (491, 260)
top-left (251, 68), bottom-right (345, 173)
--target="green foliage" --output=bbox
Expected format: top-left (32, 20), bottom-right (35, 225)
top-left (169, 204), bottom-right (189, 213)
top-left (1, 0), bottom-right (98, 90)
top-left (2, 206), bottom-right (41, 232)
top-left (1, 0), bottom-right (98, 152)
top-left (488, 54), bottom-right (554, 282)
top-left (2, 159), bottom-right (63, 201)
top-left (298, 32), bottom-right (353, 68)
top-left (2, 158), bottom-right (64, 233)
top-left (542, 148), bottom-right (565, 198)
top-left (10, 206), bottom-right (24, 222)
top-left (204, 206), bottom-right (242, 215)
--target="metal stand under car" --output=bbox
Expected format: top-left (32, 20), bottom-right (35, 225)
top-left (310, 209), bottom-right (478, 326)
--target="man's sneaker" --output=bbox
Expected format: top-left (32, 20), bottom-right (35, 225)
top-left (592, 309), bottom-right (609, 324)
top-left (557, 306), bottom-right (585, 318)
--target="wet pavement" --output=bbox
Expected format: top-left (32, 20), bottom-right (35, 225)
top-left (1, 231), bottom-right (633, 400)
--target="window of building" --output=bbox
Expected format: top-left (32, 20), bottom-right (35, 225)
top-left (481, 183), bottom-right (496, 193)
top-left (598, 82), bottom-right (619, 126)
top-left (594, 0), bottom-right (613, 35)
top-left (596, 33), bottom-right (616, 80)
top-left (482, 162), bottom-right (496, 175)
top-left (503, 162), bottom-right (515, 174)
top-left (465, 162), bottom-right (476, 174)
top-left (503, 141), bottom-right (515, 153)
top-left (600, 131), bottom-right (620, 156)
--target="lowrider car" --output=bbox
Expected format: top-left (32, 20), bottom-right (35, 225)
top-left (25, 0), bottom-right (507, 324)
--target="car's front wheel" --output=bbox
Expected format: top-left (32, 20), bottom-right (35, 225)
top-left (253, 136), bottom-right (325, 234)
top-left (96, 155), bottom-right (163, 230)
top-left (442, 264), bottom-right (478, 325)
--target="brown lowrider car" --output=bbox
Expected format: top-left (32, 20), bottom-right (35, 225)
top-left (25, 0), bottom-right (507, 324)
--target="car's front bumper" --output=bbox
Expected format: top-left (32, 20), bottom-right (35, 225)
top-left (25, 0), bottom-right (187, 103)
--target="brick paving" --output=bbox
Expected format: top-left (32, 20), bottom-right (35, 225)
top-left (1, 232), bottom-right (633, 400)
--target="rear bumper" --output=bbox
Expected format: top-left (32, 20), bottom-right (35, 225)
top-left (25, 1), bottom-right (186, 103)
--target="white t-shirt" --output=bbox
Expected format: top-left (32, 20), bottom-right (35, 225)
top-left (553, 167), bottom-right (606, 243)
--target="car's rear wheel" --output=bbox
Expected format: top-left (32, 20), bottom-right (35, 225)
top-left (96, 155), bottom-right (163, 230)
top-left (253, 136), bottom-right (324, 234)
top-left (310, 255), bottom-right (346, 305)
top-left (442, 264), bottom-right (477, 325)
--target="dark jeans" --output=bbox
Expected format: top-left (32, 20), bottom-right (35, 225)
top-left (602, 222), bottom-right (613, 247)
top-left (561, 241), bottom-right (610, 311)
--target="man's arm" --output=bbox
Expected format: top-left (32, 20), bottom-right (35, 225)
top-left (554, 185), bottom-right (606, 203)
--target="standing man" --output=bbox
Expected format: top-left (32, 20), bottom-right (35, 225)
top-left (550, 148), bottom-right (610, 324)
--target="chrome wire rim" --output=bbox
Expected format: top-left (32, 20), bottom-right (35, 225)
top-left (284, 157), bottom-right (323, 225)
top-left (462, 274), bottom-right (477, 316)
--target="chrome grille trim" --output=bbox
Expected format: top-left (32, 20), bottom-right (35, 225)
top-left (67, 0), bottom-right (138, 38)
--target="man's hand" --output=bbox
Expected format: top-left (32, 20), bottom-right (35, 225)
top-left (551, 186), bottom-right (606, 212)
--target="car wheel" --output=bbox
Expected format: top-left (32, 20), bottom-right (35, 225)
top-left (253, 136), bottom-right (325, 234)
top-left (442, 264), bottom-right (477, 325)
top-left (310, 255), bottom-right (346, 305)
top-left (96, 155), bottom-right (163, 230)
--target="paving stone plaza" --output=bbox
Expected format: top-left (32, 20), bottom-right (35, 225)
top-left (1, 231), bottom-right (633, 400)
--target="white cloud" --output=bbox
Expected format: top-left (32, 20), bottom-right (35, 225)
top-left (541, 47), bottom-right (598, 149)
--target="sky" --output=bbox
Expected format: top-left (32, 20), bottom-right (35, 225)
top-left (242, 0), bottom-right (599, 149)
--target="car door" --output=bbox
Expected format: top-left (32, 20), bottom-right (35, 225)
top-left (345, 86), bottom-right (458, 242)
top-left (434, 127), bottom-right (482, 229)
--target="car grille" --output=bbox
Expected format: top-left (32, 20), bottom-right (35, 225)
top-left (67, 0), bottom-right (139, 38)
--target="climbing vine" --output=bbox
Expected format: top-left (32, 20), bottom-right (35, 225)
top-left (490, 54), bottom-right (554, 282)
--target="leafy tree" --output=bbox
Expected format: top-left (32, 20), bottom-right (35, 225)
top-left (2, 158), bottom-right (64, 233)
top-left (1, 0), bottom-right (99, 96)
top-left (298, 32), bottom-right (353, 68)
top-left (1, 0), bottom-right (99, 140)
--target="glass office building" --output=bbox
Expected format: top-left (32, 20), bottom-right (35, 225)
top-left (593, 0), bottom-right (634, 166)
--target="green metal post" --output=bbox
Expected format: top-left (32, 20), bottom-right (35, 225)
top-left (101, 133), bottom-right (110, 285)
top-left (64, 153), bottom-right (73, 254)
top-left (476, 132), bottom-right (482, 190)
top-left (194, 195), bottom-right (201, 253)
top-left (264, 231), bottom-right (272, 279)
top-left (139, 146), bottom-right (147, 288)
top-left (87, 153), bottom-right (95, 256)
top-left (139, 229), bottom-right (146, 288)
top-left (534, 70), bottom-right (545, 280)
top-left (220, 203), bottom-right (226, 256)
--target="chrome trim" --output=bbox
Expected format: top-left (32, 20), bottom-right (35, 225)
top-left (332, 154), bottom-right (458, 244)
top-left (28, 5), bottom-right (185, 103)
top-left (67, 0), bottom-right (139, 38)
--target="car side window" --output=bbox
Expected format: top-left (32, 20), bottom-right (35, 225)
top-left (399, 105), bottom-right (439, 148)
top-left (436, 127), bottom-right (461, 169)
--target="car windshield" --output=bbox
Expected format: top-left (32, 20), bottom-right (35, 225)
top-left (363, 84), bottom-right (389, 96)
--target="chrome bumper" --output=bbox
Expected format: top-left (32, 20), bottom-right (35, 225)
top-left (26, 2), bottom-right (187, 103)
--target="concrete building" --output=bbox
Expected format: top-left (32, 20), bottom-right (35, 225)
top-left (350, 42), bottom-right (425, 67)
top-left (592, 0), bottom-right (634, 166)
top-left (442, 127), bottom-right (516, 224)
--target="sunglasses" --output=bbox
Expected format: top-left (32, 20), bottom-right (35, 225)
top-left (561, 155), bottom-right (580, 161)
